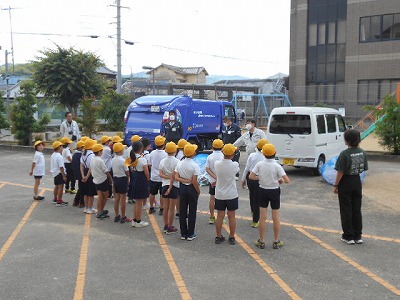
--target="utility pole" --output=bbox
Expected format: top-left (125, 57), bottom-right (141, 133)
top-left (5, 50), bottom-right (11, 116)
top-left (116, 0), bottom-right (122, 93)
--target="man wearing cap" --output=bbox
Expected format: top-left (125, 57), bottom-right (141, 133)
top-left (222, 116), bottom-right (242, 179)
top-left (234, 119), bottom-right (267, 155)
top-left (148, 135), bottom-right (167, 214)
top-left (161, 110), bottom-right (183, 144)
top-left (175, 143), bottom-right (200, 241)
top-left (60, 112), bottom-right (81, 144)
top-left (214, 144), bottom-right (240, 245)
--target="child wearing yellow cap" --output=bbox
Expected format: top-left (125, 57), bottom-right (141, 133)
top-left (174, 143), bottom-right (200, 241)
top-left (205, 139), bottom-right (224, 224)
top-left (61, 137), bottom-right (76, 194)
top-left (51, 141), bottom-right (68, 206)
top-left (30, 141), bottom-right (46, 200)
top-left (71, 140), bottom-right (85, 207)
top-left (80, 139), bottom-right (98, 214)
top-left (249, 143), bottom-right (290, 250)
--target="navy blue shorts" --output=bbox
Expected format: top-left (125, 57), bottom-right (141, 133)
top-left (34, 176), bottom-right (43, 179)
top-left (53, 173), bottom-right (65, 186)
top-left (215, 197), bottom-right (239, 211)
top-left (95, 179), bottom-right (110, 192)
top-left (161, 185), bottom-right (179, 199)
top-left (208, 184), bottom-right (216, 196)
top-left (259, 187), bottom-right (281, 209)
top-left (149, 180), bottom-right (162, 195)
top-left (113, 177), bottom-right (128, 194)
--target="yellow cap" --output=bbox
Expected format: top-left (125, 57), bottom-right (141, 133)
top-left (112, 135), bottom-right (123, 143)
top-left (92, 144), bottom-right (104, 153)
top-left (100, 135), bottom-right (112, 144)
top-left (80, 136), bottom-right (89, 142)
top-left (76, 141), bottom-right (85, 149)
top-left (183, 143), bottom-right (198, 157)
top-left (84, 139), bottom-right (97, 150)
top-left (131, 135), bottom-right (142, 143)
top-left (125, 157), bottom-right (138, 167)
top-left (222, 144), bottom-right (237, 156)
top-left (60, 137), bottom-right (73, 144)
top-left (52, 141), bottom-right (63, 149)
top-left (113, 142), bottom-right (125, 153)
top-left (262, 143), bottom-right (276, 157)
top-left (212, 139), bottom-right (224, 149)
top-left (155, 135), bottom-right (166, 146)
top-left (165, 142), bottom-right (177, 154)
top-left (177, 138), bottom-right (188, 149)
top-left (257, 138), bottom-right (269, 150)
top-left (34, 140), bottom-right (45, 147)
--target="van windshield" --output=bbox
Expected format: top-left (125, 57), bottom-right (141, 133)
top-left (269, 114), bottom-right (311, 135)
top-left (126, 112), bottom-right (163, 133)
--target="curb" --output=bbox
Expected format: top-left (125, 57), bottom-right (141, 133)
top-left (1, 143), bottom-right (399, 163)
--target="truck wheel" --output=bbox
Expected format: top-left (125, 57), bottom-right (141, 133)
top-left (313, 155), bottom-right (325, 176)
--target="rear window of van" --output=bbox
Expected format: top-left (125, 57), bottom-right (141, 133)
top-left (269, 114), bottom-right (311, 135)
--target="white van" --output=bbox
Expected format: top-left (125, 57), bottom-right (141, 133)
top-left (266, 107), bottom-right (348, 175)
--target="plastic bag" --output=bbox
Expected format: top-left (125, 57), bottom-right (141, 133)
top-left (193, 153), bottom-right (210, 186)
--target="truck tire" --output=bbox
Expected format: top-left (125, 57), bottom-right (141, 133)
top-left (313, 155), bottom-right (325, 176)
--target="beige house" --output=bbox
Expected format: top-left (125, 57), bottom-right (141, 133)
top-left (146, 63), bottom-right (208, 84)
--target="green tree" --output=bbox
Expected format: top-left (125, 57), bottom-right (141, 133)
top-left (99, 90), bottom-right (131, 131)
top-left (372, 95), bottom-right (400, 154)
top-left (77, 98), bottom-right (100, 138)
top-left (32, 45), bottom-right (105, 116)
top-left (10, 81), bottom-right (49, 145)
top-left (0, 92), bottom-right (10, 130)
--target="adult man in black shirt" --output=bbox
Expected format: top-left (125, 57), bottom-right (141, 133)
top-left (222, 116), bottom-right (242, 179)
top-left (161, 110), bottom-right (184, 143)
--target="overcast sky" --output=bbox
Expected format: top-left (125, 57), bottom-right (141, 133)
top-left (0, 0), bottom-right (290, 78)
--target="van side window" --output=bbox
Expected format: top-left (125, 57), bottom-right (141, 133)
top-left (316, 115), bottom-right (326, 134)
top-left (326, 114), bottom-right (336, 133)
top-left (336, 115), bottom-right (346, 132)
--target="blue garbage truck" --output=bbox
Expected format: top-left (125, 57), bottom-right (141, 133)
top-left (123, 95), bottom-right (237, 149)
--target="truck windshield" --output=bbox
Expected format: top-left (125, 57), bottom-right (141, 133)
top-left (269, 114), bottom-right (311, 135)
top-left (126, 112), bottom-right (163, 133)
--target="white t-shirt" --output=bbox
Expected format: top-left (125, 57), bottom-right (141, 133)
top-left (133, 154), bottom-right (147, 172)
top-left (205, 150), bottom-right (224, 184)
top-left (101, 145), bottom-right (113, 171)
top-left (112, 155), bottom-right (128, 178)
top-left (51, 152), bottom-right (65, 177)
top-left (159, 155), bottom-right (180, 188)
top-left (215, 159), bottom-right (239, 200)
top-left (122, 146), bottom-right (132, 160)
top-left (32, 151), bottom-right (45, 176)
top-left (80, 151), bottom-right (94, 169)
top-left (143, 150), bottom-right (151, 164)
top-left (90, 156), bottom-right (108, 184)
top-left (242, 150), bottom-right (265, 180)
top-left (175, 158), bottom-right (200, 185)
top-left (252, 159), bottom-right (286, 189)
top-left (62, 147), bottom-right (72, 164)
top-left (149, 149), bottom-right (168, 182)
top-left (176, 150), bottom-right (184, 161)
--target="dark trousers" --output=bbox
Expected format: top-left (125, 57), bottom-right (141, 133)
top-left (338, 175), bottom-right (363, 240)
top-left (74, 180), bottom-right (84, 204)
top-left (179, 184), bottom-right (199, 237)
top-left (65, 163), bottom-right (75, 190)
top-left (246, 173), bottom-right (260, 223)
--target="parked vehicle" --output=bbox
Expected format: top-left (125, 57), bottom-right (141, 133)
top-left (124, 95), bottom-right (236, 149)
top-left (266, 106), bottom-right (348, 175)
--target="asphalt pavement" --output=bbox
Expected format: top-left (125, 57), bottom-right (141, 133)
top-left (0, 149), bottom-right (399, 300)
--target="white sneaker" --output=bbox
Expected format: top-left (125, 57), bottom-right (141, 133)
top-left (83, 208), bottom-right (88, 214)
top-left (340, 237), bottom-right (355, 245)
top-left (86, 209), bottom-right (94, 214)
top-left (355, 239), bottom-right (363, 244)
top-left (142, 203), bottom-right (150, 210)
top-left (91, 208), bottom-right (97, 214)
top-left (131, 221), bottom-right (136, 227)
top-left (134, 221), bottom-right (149, 228)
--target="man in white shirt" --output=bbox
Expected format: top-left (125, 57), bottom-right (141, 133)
top-left (214, 144), bottom-right (240, 245)
top-left (60, 112), bottom-right (81, 145)
top-left (234, 119), bottom-right (266, 155)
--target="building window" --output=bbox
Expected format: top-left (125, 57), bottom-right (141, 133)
top-left (307, 0), bottom-right (347, 86)
top-left (360, 13), bottom-right (400, 42)
top-left (357, 79), bottom-right (400, 105)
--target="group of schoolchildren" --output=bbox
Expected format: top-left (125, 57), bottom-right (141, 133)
top-left (30, 132), bottom-right (291, 249)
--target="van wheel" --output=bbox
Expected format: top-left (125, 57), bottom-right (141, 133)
top-left (313, 156), bottom-right (325, 176)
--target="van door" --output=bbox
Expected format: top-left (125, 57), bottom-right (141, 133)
top-left (336, 114), bottom-right (347, 152)
top-left (326, 113), bottom-right (347, 160)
